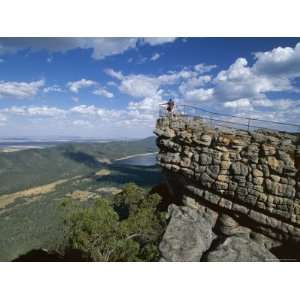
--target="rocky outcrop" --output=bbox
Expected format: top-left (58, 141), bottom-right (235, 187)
top-left (159, 203), bottom-right (217, 261)
top-left (204, 236), bottom-right (279, 262)
top-left (155, 116), bottom-right (300, 261)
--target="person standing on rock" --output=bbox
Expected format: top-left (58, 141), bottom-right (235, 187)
top-left (162, 98), bottom-right (176, 118)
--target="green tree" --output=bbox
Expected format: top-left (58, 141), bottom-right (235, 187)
top-left (63, 183), bottom-right (165, 261)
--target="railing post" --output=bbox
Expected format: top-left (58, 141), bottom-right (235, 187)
top-left (247, 119), bottom-right (250, 131)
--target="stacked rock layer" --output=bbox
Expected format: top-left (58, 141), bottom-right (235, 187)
top-left (155, 116), bottom-right (300, 261)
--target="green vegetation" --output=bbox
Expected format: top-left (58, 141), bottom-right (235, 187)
top-left (63, 183), bottom-right (166, 261)
top-left (0, 136), bottom-right (156, 195)
top-left (0, 196), bottom-right (66, 261)
top-left (0, 164), bottom-right (162, 261)
top-left (0, 136), bottom-right (163, 261)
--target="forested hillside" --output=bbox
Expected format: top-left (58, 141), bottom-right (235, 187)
top-left (0, 136), bottom-right (156, 195)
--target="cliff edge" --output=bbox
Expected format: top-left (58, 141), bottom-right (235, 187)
top-left (155, 116), bottom-right (300, 261)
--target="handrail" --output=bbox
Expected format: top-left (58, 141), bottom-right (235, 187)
top-left (159, 104), bottom-right (300, 133)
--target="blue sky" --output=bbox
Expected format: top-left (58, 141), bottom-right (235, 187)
top-left (0, 37), bottom-right (300, 138)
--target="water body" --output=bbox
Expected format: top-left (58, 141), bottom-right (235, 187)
top-left (114, 153), bottom-right (157, 166)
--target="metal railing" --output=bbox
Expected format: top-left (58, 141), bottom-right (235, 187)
top-left (159, 104), bottom-right (300, 133)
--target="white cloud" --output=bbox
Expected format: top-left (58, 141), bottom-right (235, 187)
top-left (67, 78), bottom-right (97, 93)
top-left (0, 38), bottom-right (178, 60)
top-left (72, 120), bottom-right (93, 127)
top-left (105, 68), bottom-right (124, 80)
top-left (224, 98), bottom-right (252, 109)
top-left (150, 53), bottom-right (160, 61)
top-left (119, 74), bottom-right (162, 98)
top-left (128, 96), bottom-right (161, 114)
top-left (185, 88), bottom-right (214, 102)
top-left (70, 105), bottom-right (98, 115)
top-left (43, 84), bottom-right (63, 93)
top-left (213, 57), bottom-right (292, 101)
top-left (3, 105), bottom-right (66, 117)
top-left (86, 38), bottom-right (138, 59)
top-left (107, 81), bottom-right (117, 87)
top-left (194, 63), bottom-right (217, 74)
top-left (106, 65), bottom-right (209, 103)
top-left (71, 96), bottom-right (80, 103)
top-left (93, 87), bottom-right (114, 99)
top-left (179, 75), bottom-right (211, 94)
top-left (142, 38), bottom-right (177, 46)
top-left (253, 42), bottom-right (300, 78)
top-left (26, 106), bottom-right (66, 117)
top-left (0, 113), bottom-right (7, 125)
top-left (253, 98), bottom-right (296, 109)
top-left (0, 80), bottom-right (44, 99)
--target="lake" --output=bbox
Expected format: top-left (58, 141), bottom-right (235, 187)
top-left (114, 153), bottom-right (157, 166)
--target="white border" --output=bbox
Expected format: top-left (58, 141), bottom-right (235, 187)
top-left (0, 1), bottom-right (299, 299)
top-left (0, 262), bottom-right (299, 300)
top-left (0, 0), bottom-right (299, 36)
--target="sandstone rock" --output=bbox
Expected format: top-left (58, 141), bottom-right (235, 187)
top-left (217, 214), bottom-right (251, 236)
top-left (154, 128), bottom-right (175, 138)
top-left (266, 156), bottom-right (283, 173)
top-left (262, 144), bottom-right (276, 156)
top-left (159, 139), bottom-right (182, 152)
top-left (206, 165), bottom-right (220, 179)
top-left (156, 116), bottom-right (300, 246)
top-left (159, 205), bottom-right (217, 261)
top-left (204, 236), bottom-right (279, 262)
top-left (250, 232), bottom-right (282, 250)
top-left (199, 134), bottom-right (212, 146)
top-left (230, 162), bottom-right (248, 176)
top-left (253, 169), bottom-right (263, 177)
top-left (199, 153), bottom-right (212, 165)
top-left (221, 160), bottom-right (231, 170)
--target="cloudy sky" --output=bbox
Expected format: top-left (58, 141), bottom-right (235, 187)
top-left (0, 37), bottom-right (300, 138)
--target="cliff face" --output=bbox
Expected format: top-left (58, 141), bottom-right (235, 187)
top-left (155, 116), bottom-right (300, 261)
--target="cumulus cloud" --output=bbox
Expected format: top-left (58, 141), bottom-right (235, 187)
top-left (213, 57), bottom-right (292, 102)
top-left (253, 42), bottom-right (300, 78)
top-left (104, 68), bottom-right (124, 80)
top-left (70, 105), bottom-right (99, 115)
top-left (67, 79), bottom-right (97, 93)
top-left (185, 88), bottom-right (214, 102)
top-left (150, 53), bottom-right (160, 61)
top-left (0, 38), bottom-right (178, 60)
top-left (128, 97), bottom-right (161, 114)
top-left (119, 75), bottom-right (162, 99)
top-left (106, 65), bottom-right (210, 103)
top-left (142, 38), bottom-right (177, 46)
top-left (93, 87), bottom-right (114, 98)
top-left (179, 75), bottom-right (212, 94)
top-left (224, 98), bottom-right (252, 109)
top-left (0, 80), bottom-right (44, 99)
top-left (194, 63), bottom-right (217, 74)
top-left (43, 85), bottom-right (63, 93)
top-left (3, 105), bottom-right (66, 117)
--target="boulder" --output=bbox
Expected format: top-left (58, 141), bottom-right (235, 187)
top-left (217, 214), bottom-right (251, 236)
top-left (159, 204), bottom-right (217, 261)
top-left (204, 236), bottom-right (279, 262)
